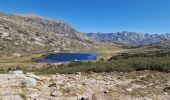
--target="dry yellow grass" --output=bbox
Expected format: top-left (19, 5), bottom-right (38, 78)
top-left (0, 53), bottom-right (45, 63)
top-left (0, 53), bottom-right (47, 72)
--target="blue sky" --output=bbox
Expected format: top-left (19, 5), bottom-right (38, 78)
top-left (0, 0), bottom-right (170, 34)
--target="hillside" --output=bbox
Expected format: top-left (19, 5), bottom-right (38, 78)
top-left (143, 40), bottom-right (170, 49)
top-left (1, 12), bottom-right (170, 57)
top-left (0, 13), bottom-right (170, 100)
top-left (0, 13), bottom-right (94, 56)
top-left (87, 31), bottom-right (170, 45)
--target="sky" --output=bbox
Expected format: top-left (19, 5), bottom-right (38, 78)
top-left (0, 0), bottom-right (170, 34)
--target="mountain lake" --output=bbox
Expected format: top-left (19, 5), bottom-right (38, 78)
top-left (41, 52), bottom-right (101, 63)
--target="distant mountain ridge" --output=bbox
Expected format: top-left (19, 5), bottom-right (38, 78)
top-left (86, 31), bottom-right (170, 45)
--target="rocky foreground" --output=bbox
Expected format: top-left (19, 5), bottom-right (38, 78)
top-left (0, 70), bottom-right (170, 100)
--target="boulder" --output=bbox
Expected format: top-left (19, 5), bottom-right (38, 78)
top-left (75, 72), bottom-right (82, 76)
top-left (8, 70), bottom-right (23, 76)
top-left (12, 53), bottom-right (21, 57)
top-left (22, 76), bottom-right (37, 86)
top-left (48, 83), bottom-right (56, 87)
top-left (26, 72), bottom-right (43, 80)
top-left (51, 91), bottom-right (63, 97)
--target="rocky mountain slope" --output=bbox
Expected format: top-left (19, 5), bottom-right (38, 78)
top-left (87, 31), bottom-right (170, 45)
top-left (0, 13), bottom-right (93, 56)
top-left (1, 12), bottom-right (170, 56)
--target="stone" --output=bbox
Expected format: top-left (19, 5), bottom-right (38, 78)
top-left (164, 92), bottom-right (168, 95)
top-left (0, 95), bottom-right (23, 100)
top-left (51, 91), bottom-right (63, 97)
top-left (12, 53), bottom-right (21, 57)
top-left (126, 88), bottom-right (133, 92)
top-left (8, 70), bottom-right (23, 76)
top-left (0, 69), bottom-right (169, 100)
top-left (76, 72), bottom-right (82, 76)
top-left (142, 97), bottom-right (152, 100)
top-left (77, 95), bottom-right (89, 100)
top-left (22, 76), bottom-right (37, 86)
top-left (103, 90), bottom-right (110, 95)
top-left (26, 72), bottom-right (43, 80)
top-left (48, 83), bottom-right (56, 87)
top-left (91, 93), bottom-right (107, 100)
top-left (0, 32), bottom-right (9, 38)
top-left (29, 93), bottom-right (39, 99)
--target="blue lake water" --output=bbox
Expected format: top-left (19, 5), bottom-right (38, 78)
top-left (42, 52), bottom-right (101, 63)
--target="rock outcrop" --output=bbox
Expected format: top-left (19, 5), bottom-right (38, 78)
top-left (0, 70), bottom-right (170, 100)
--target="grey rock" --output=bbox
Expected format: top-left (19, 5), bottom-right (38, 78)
top-left (28, 93), bottom-right (39, 99)
top-left (22, 76), bottom-right (37, 86)
top-left (51, 91), bottom-right (63, 97)
top-left (0, 95), bottom-right (23, 100)
top-left (8, 70), bottom-right (24, 76)
top-left (26, 72), bottom-right (43, 80)
top-left (75, 72), bottom-right (82, 76)
top-left (12, 53), bottom-right (21, 57)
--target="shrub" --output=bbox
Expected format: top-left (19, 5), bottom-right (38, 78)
top-left (32, 51), bottom-right (170, 74)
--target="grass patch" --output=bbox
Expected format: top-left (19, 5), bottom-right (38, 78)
top-left (0, 53), bottom-right (45, 63)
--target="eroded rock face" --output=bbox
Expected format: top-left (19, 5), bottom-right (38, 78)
top-left (0, 70), bottom-right (170, 100)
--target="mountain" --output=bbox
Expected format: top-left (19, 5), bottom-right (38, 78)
top-left (86, 31), bottom-right (170, 45)
top-left (142, 40), bottom-right (170, 49)
top-left (0, 13), bottom-right (94, 55)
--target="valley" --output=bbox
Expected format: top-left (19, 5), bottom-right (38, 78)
top-left (0, 12), bottom-right (170, 100)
